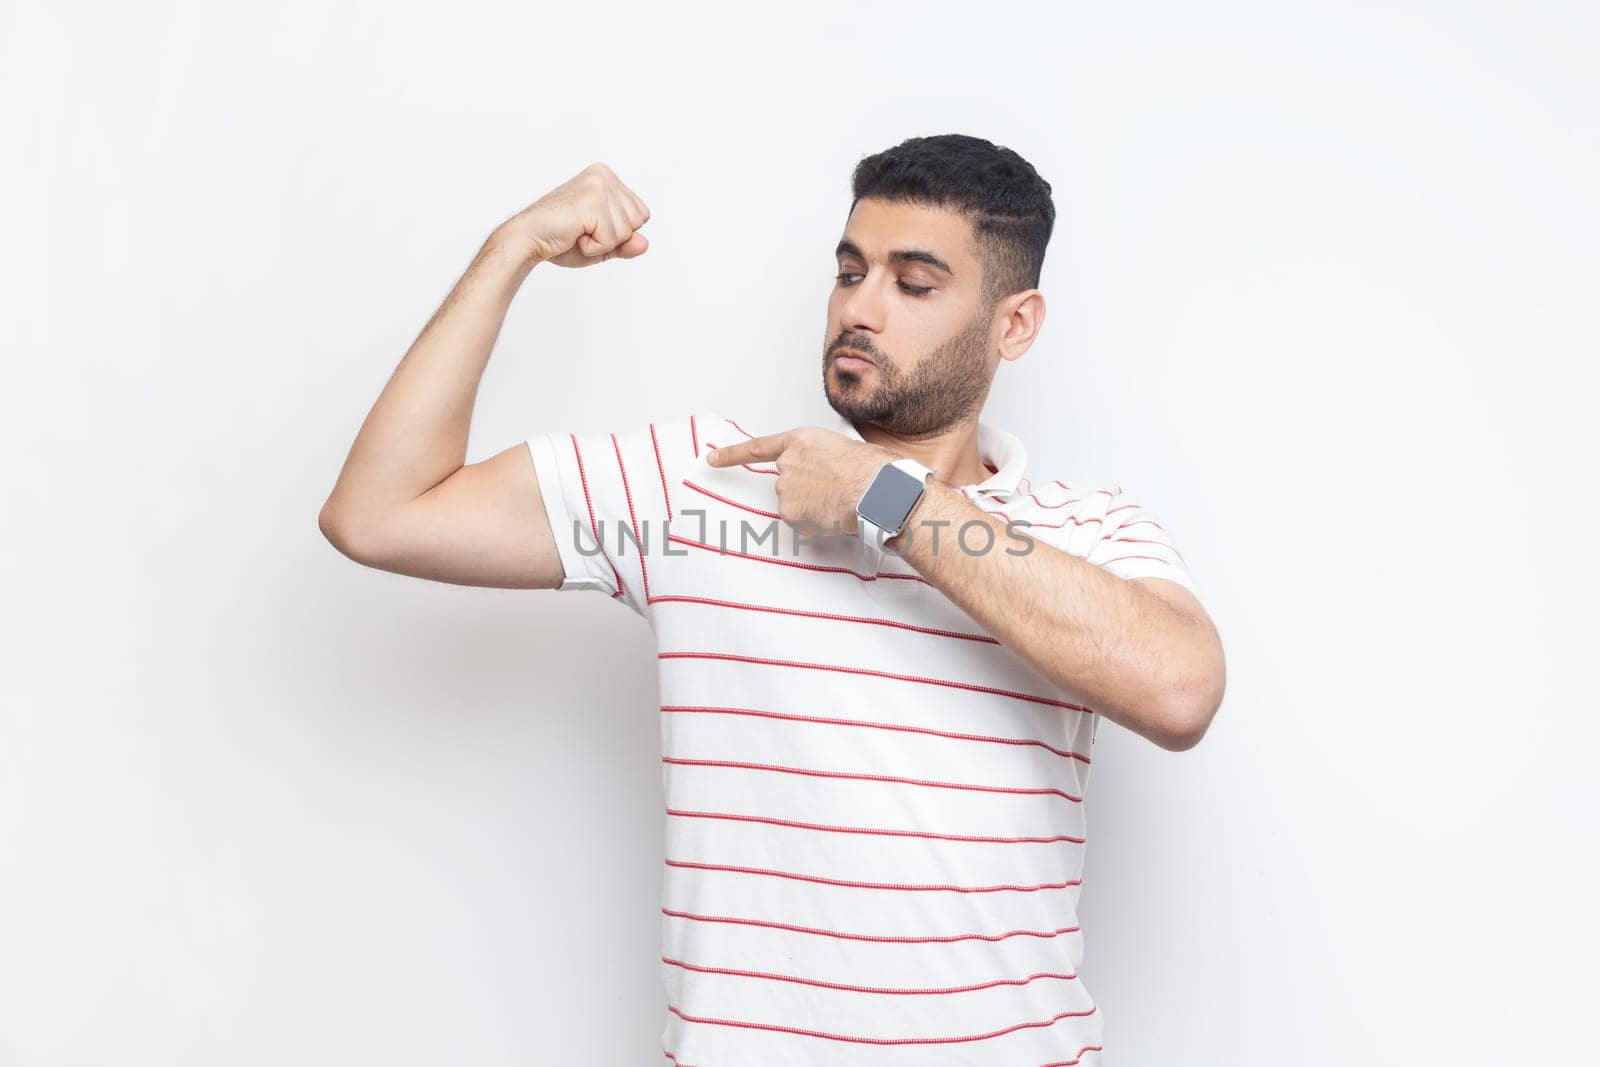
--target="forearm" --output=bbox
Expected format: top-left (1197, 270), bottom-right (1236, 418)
top-left (886, 481), bottom-right (1203, 747)
top-left (320, 224), bottom-right (539, 525)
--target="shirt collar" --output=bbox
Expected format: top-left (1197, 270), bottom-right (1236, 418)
top-left (823, 409), bottom-right (1028, 501)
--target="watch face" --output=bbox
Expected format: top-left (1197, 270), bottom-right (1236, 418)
top-left (857, 464), bottom-right (924, 534)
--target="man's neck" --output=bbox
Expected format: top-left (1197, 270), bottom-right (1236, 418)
top-left (852, 418), bottom-right (989, 489)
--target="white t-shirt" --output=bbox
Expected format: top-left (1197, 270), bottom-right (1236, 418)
top-left (526, 409), bottom-right (1195, 1066)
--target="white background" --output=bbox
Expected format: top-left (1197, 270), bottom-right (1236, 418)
top-left (4, 1), bottom-right (1596, 1063)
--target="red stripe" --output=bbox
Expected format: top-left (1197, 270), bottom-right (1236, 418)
top-left (663, 1000), bottom-right (1097, 1047)
top-left (667, 533), bottom-right (927, 584)
top-left (724, 417), bottom-right (757, 439)
top-left (1020, 488), bottom-right (1088, 510)
top-left (661, 907), bottom-right (1081, 945)
top-left (661, 757), bottom-right (1085, 804)
top-left (658, 650), bottom-right (1088, 712)
top-left (659, 704), bottom-right (1091, 764)
top-left (682, 478), bottom-right (781, 519)
top-left (666, 858), bottom-right (1082, 894)
top-left (646, 594), bottom-right (999, 645)
top-left (569, 434), bottom-right (625, 599)
top-left (668, 1036), bottom-right (1107, 1062)
top-left (667, 807), bottom-right (1085, 846)
top-left (611, 431), bottom-right (650, 602)
top-left (990, 510), bottom-right (1105, 530)
top-left (661, 955), bottom-right (1078, 995)
top-left (1107, 534), bottom-right (1187, 565)
top-left (1099, 553), bottom-right (1180, 568)
top-left (1109, 518), bottom-right (1186, 563)
top-left (650, 421), bottom-right (674, 523)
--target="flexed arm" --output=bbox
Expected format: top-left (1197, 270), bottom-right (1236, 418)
top-left (317, 163), bottom-right (652, 588)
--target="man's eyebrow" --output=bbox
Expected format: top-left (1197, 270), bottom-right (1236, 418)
top-left (835, 239), bottom-right (954, 276)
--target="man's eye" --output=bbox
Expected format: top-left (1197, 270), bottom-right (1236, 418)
top-left (834, 273), bottom-right (933, 297)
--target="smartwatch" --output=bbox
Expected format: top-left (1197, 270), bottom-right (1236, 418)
top-left (855, 457), bottom-right (933, 552)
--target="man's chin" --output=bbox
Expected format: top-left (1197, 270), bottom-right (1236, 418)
top-left (827, 401), bottom-right (893, 428)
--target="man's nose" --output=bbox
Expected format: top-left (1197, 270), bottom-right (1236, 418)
top-left (839, 279), bottom-right (886, 334)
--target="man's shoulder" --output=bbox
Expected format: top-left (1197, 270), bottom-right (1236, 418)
top-left (681, 411), bottom-right (789, 448)
top-left (996, 476), bottom-right (1125, 546)
top-left (1005, 476), bottom-right (1123, 512)
top-left (632, 411), bottom-right (760, 472)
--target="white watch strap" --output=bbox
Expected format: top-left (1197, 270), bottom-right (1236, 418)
top-left (858, 512), bottom-right (891, 553)
top-left (891, 457), bottom-right (934, 486)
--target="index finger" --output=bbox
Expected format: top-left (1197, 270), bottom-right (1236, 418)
top-left (707, 430), bottom-right (791, 467)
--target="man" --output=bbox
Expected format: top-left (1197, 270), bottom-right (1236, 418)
top-left (320, 134), bottom-right (1226, 1065)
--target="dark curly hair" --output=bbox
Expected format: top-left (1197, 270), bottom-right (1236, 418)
top-left (849, 134), bottom-right (1055, 309)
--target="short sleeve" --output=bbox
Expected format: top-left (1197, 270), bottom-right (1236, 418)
top-left (1084, 485), bottom-right (1198, 594)
top-left (525, 413), bottom-right (704, 621)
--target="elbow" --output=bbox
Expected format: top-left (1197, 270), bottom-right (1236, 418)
top-left (1154, 707), bottom-right (1212, 752)
top-left (1156, 652), bottom-right (1226, 753)
top-left (318, 501), bottom-right (376, 564)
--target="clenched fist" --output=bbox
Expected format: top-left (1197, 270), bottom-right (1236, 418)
top-left (500, 162), bottom-right (652, 268)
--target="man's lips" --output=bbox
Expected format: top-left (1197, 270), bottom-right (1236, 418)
top-left (834, 349), bottom-right (875, 369)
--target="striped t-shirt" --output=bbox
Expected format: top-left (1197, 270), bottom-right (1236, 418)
top-left (525, 408), bottom-right (1196, 1066)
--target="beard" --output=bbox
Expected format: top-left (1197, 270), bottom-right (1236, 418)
top-left (822, 311), bottom-right (991, 437)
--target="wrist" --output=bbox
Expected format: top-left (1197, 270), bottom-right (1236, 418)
top-left (486, 216), bottom-right (548, 273)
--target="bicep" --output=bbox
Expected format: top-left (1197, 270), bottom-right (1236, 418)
top-left (339, 441), bottom-right (568, 590)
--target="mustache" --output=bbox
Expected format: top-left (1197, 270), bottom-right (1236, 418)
top-left (830, 338), bottom-right (885, 361)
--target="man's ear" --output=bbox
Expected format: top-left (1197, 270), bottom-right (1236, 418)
top-left (996, 289), bottom-right (1046, 363)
